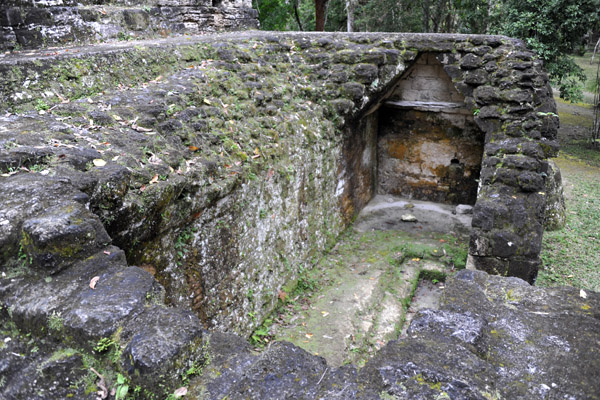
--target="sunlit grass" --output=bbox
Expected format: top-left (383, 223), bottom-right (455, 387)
top-left (538, 157), bottom-right (600, 291)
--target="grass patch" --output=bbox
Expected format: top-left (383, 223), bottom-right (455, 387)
top-left (538, 156), bottom-right (600, 291)
top-left (560, 141), bottom-right (600, 168)
top-left (572, 52), bottom-right (599, 94)
top-left (419, 269), bottom-right (447, 284)
top-left (556, 106), bottom-right (594, 129)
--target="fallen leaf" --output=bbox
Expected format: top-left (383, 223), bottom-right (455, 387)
top-left (305, 333), bottom-right (313, 339)
top-left (580, 289), bottom-right (587, 299)
top-left (150, 174), bottom-right (159, 184)
top-left (139, 264), bottom-right (157, 276)
top-left (132, 124), bottom-right (154, 133)
top-left (92, 159), bottom-right (106, 167)
top-left (173, 387), bottom-right (188, 398)
top-left (412, 258), bottom-right (421, 262)
top-left (321, 311), bottom-right (329, 317)
top-left (103, 251), bottom-right (111, 255)
top-left (189, 145), bottom-right (200, 152)
top-left (203, 98), bottom-right (212, 105)
top-left (278, 290), bottom-right (287, 302)
top-left (89, 276), bottom-right (100, 289)
top-left (139, 184), bottom-right (147, 192)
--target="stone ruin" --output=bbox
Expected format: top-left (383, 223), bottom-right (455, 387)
top-left (0, 6), bottom-right (597, 399)
top-left (0, 0), bottom-right (258, 51)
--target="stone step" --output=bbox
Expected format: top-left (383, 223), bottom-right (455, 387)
top-left (0, 34), bottom-right (222, 113)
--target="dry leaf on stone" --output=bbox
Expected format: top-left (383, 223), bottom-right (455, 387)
top-left (150, 174), bottom-right (159, 184)
top-left (580, 289), bottom-right (587, 299)
top-left (90, 276), bottom-right (100, 289)
top-left (266, 168), bottom-right (274, 180)
top-left (132, 124), bottom-right (154, 133)
top-left (278, 290), bottom-right (287, 302)
top-left (173, 387), bottom-right (188, 398)
top-left (92, 159), bottom-right (106, 167)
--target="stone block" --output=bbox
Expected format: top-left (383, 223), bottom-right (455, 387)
top-left (491, 230), bottom-right (520, 258)
top-left (469, 231), bottom-right (491, 256)
top-left (506, 257), bottom-right (539, 283)
top-left (342, 82), bottom-right (365, 101)
top-left (123, 9), bottom-right (150, 31)
top-left (120, 306), bottom-right (204, 392)
top-left (473, 85), bottom-right (501, 104)
top-left (517, 171), bottom-right (544, 192)
top-left (468, 254), bottom-right (509, 276)
top-left (503, 154), bottom-right (541, 171)
top-left (502, 88), bottom-right (533, 103)
top-left (459, 53), bottom-right (483, 70)
top-left (471, 199), bottom-right (508, 231)
top-left (464, 69), bottom-right (488, 85)
top-left (543, 159), bottom-right (566, 231)
top-left (21, 203), bottom-right (111, 274)
top-left (477, 105), bottom-right (501, 118)
top-left (61, 266), bottom-right (157, 342)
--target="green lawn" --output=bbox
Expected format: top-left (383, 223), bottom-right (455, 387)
top-left (538, 157), bottom-right (600, 292)
top-left (572, 52), bottom-right (599, 93)
top-left (537, 53), bottom-right (600, 291)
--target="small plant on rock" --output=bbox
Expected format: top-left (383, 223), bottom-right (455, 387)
top-left (47, 311), bottom-right (63, 332)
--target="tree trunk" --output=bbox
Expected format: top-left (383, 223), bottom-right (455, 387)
top-left (346, 0), bottom-right (355, 32)
top-left (422, 0), bottom-right (431, 32)
top-left (293, 0), bottom-right (304, 31)
top-left (315, 0), bottom-right (329, 31)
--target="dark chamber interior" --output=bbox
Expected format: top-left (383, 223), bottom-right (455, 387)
top-left (375, 53), bottom-right (485, 205)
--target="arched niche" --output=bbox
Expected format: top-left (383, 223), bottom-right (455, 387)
top-left (376, 53), bottom-right (484, 205)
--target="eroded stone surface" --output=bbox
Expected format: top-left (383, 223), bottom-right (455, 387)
top-left (0, 0), bottom-right (258, 51)
top-left (190, 270), bottom-right (600, 399)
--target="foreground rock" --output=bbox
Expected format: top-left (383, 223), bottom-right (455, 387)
top-left (193, 270), bottom-right (600, 399)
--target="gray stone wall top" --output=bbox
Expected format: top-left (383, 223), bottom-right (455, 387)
top-left (0, 0), bottom-right (258, 50)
